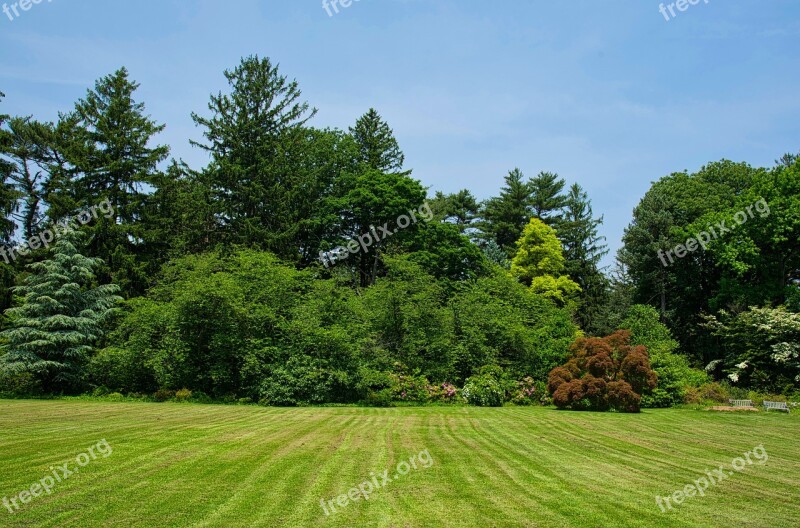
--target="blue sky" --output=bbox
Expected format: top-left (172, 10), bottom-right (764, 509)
top-left (1, 0), bottom-right (798, 266)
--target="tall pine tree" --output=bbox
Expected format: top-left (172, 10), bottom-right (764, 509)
top-left (191, 55), bottom-right (317, 258)
top-left (480, 168), bottom-right (534, 254)
top-left (56, 68), bottom-right (169, 295)
top-left (529, 171), bottom-right (567, 230)
top-left (561, 183), bottom-right (609, 331)
top-left (349, 108), bottom-right (405, 173)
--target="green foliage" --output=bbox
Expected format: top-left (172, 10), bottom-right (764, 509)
top-left (528, 171), bottom-right (567, 230)
top-left (620, 158), bottom-right (800, 374)
top-left (704, 306), bottom-right (800, 393)
top-left (480, 168), bottom-right (535, 253)
top-left (153, 389), bottom-right (175, 402)
top-left (449, 268), bottom-right (578, 382)
top-left (404, 222), bottom-right (489, 283)
top-left (620, 305), bottom-right (707, 407)
top-left (349, 108), bottom-right (405, 173)
top-left (174, 388), bottom-right (192, 402)
top-left (463, 373), bottom-right (505, 407)
top-left (510, 376), bottom-right (543, 406)
top-left (0, 370), bottom-right (41, 396)
top-left (561, 183), bottom-right (609, 332)
top-left (190, 55), bottom-right (317, 258)
top-left (0, 231), bottom-right (121, 392)
top-left (100, 249), bottom-right (577, 404)
top-left (511, 218), bottom-right (581, 306)
top-left (88, 345), bottom-right (156, 394)
top-left (428, 189), bottom-right (480, 235)
top-left (55, 67), bottom-right (170, 296)
top-left (480, 240), bottom-right (510, 269)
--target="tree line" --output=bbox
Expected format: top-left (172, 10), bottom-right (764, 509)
top-left (0, 55), bottom-right (797, 405)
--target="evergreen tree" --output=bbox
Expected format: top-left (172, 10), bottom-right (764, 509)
top-left (191, 55), bottom-right (316, 258)
top-left (481, 239), bottom-right (510, 269)
top-left (56, 68), bottom-right (169, 295)
top-left (349, 108), bottom-right (405, 173)
top-left (429, 189), bottom-right (480, 234)
top-left (3, 117), bottom-right (57, 240)
top-left (529, 171), bottom-right (567, 230)
top-left (0, 92), bottom-right (19, 245)
top-left (561, 183), bottom-right (609, 331)
top-left (0, 93), bottom-right (20, 314)
top-left (0, 230), bottom-right (121, 392)
top-left (480, 168), bottom-right (534, 254)
top-left (593, 258), bottom-right (636, 336)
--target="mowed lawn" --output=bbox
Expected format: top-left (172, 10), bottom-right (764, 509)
top-left (1, 401), bottom-right (799, 527)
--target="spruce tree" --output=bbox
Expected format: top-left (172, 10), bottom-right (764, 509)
top-left (191, 55), bottom-right (317, 257)
top-left (561, 183), bottom-right (609, 331)
top-left (529, 171), bottom-right (567, 230)
top-left (56, 68), bottom-right (169, 295)
top-left (480, 168), bottom-right (534, 254)
top-left (0, 230), bottom-right (121, 392)
top-left (349, 108), bottom-right (405, 173)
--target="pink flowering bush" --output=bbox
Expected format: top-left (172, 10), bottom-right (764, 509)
top-left (427, 382), bottom-right (460, 403)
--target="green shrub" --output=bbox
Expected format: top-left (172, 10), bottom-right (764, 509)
top-left (463, 374), bottom-right (505, 407)
top-left (153, 389), bottom-right (175, 402)
top-left (175, 388), bottom-right (192, 402)
top-left (88, 346), bottom-right (157, 395)
top-left (683, 386), bottom-right (701, 404)
top-left (107, 392), bottom-right (125, 401)
top-left (364, 388), bottom-right (394, 407)
top-left (258, 356), bottom-right (350, 406)
top-left (698, 382), bottom-right (730, 403)
top-left (622, 305), bottom-right (708, 408)
top-left (388, 369), bottom-right (431, 403)
top-left (190, 391), bottom-right (213, 404)
top-left (0, 371), bottom-right (42, 396)
top-left (92, 386), bottom-right (111, 397)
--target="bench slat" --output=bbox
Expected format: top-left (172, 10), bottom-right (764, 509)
top-left (763, 401), bottom-right (790, 412)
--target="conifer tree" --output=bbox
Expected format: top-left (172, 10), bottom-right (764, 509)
top-left (349, 108), bottom-right (405, 173)
top-left (0, 92), bottom-right (20, 313)
top-left (0, 230), bottom-right (121, 392)
top-left (561, 183), bottom-right (609, 330)
top-left (480, 168), bottom-right (534, 254)
top-left (55, 68), bottom-right (169, 295)
top-left (511, 217), bottom-right (581, 306)
top-left (191, 55), bottom-right (317, 257)
top-left (529, 171), bottom-right (567, 230)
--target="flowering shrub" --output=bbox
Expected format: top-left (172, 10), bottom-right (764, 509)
top-left (703, 307), bottom-right (800, 392)
top-left (463, 374), bottom-right (504, 407)
top-left (427, 382), bottom-right (460, 403)
top-left (511, 377), bottom-right (541, 406)
top-left (547, 330), bottom-right (657, 413)
top-left (389, 372), bottom-right (431, 402)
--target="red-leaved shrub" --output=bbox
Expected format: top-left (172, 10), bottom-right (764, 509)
top-left (547, 330), bottom-right (657, 413)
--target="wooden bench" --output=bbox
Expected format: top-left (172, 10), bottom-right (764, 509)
top-left (763, 401), bottom-right (790, 413)
top-left (728, 399), bottom-right (754, 408)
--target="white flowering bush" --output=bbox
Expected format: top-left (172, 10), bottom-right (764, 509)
top-left (704, 307), bottom-right (800, 391)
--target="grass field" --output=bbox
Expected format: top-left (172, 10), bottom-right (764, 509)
top-left (1, 400), bottom-right (799, 527)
